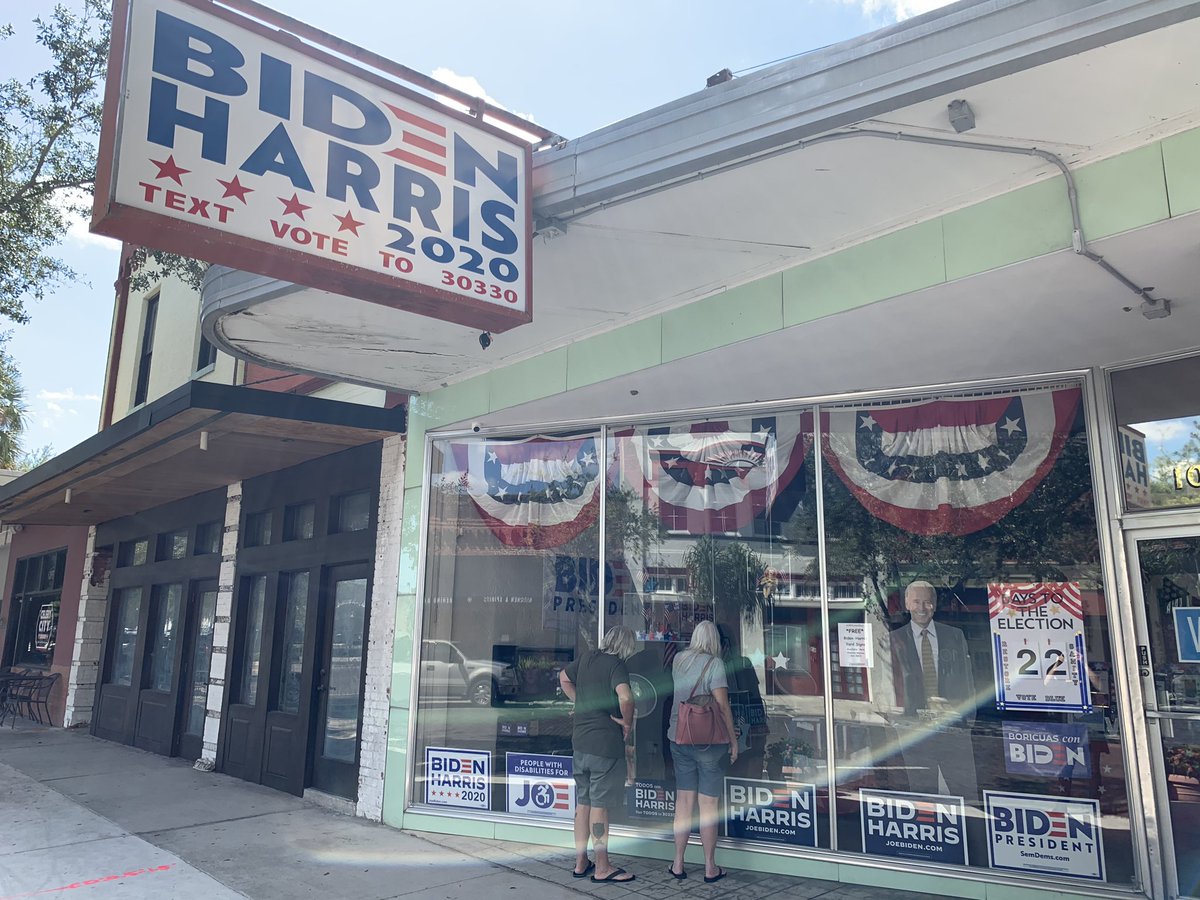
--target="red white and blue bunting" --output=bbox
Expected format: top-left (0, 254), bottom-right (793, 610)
top-left (617, 415), bottom-right (811, 534)
top-left (820, 387), bottom-right (1080, 536)
top-left (450, 435), bottom-right (602, 548)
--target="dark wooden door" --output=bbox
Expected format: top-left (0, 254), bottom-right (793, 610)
top-left (133, 582), bottom-right (186, 755)
top-left (93, 585), bottom-right (149, 743)
top-left (177, 581), bottom-right (218, 761)
top-left (260, 569), bottom-right (317, 795)
top-left (220, 573), bottom-right (275, 783)
top-left (310, 563), bottom-right (371, 799)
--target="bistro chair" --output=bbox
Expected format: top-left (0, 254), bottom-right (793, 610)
top-left (0, 675), bottom-right (31, 727)
top-left (24, 672), bottom-right (60, 726)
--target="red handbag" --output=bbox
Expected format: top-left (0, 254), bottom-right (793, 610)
top-left (675, 657), bottom-right (728, 747)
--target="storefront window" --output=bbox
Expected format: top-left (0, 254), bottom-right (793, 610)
top-left (415, 433), bottom-right (601, 815)
top-left (411, 382), bottom-right (1137, 887)
top-left (605, 413), bottom-right (827, 845)
top-left (1112, 354), bottom-right (1200, 511)
top-left (8, 548), bottom-right (67, 668)
top-left (822, 383), bottom-right (1133, 884)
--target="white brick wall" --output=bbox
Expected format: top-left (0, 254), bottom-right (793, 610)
top-left (356, 434), bottom-right (405, 820)
top-left (197, 482), bottom-right (241, 768)
top-left (64, 527), bottom-right (111, 728)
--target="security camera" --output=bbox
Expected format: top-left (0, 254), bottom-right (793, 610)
top-left (471, 422), bottom-right (482, 433)
top-left (479, 331), bottom-right (492, 350)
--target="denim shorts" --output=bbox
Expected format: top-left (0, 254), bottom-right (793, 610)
top-left (573, 751), bottom-right (625, 809)
top-left (670, 741), bottom-right (729, 797)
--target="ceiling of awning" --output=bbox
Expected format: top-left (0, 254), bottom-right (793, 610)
top-left (0, 382), bottom-right (404, 526)
top-left (201, 5), bottom-right (1200, 398)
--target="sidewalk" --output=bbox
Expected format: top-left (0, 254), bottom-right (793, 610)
top-left (0, 722), bottom-right (920, 900)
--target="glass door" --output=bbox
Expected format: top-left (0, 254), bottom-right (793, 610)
top-left (310, 563), bottom-right (371, 799)
top-left (1131, 531), bottom-right (1200, 899)
top-left (177, 581), bottom-right (218, 760)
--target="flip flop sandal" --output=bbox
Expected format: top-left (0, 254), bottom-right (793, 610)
top-left (571, 860), bottom-right (595, 878)
top-left (703, 868), bottom-right (727, 884)
top-left (592, 868), bottom-right (636, 883)
top-left (667, 865), bottom-right (687, 880)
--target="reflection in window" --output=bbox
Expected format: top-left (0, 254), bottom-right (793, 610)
top-left (243, 511), bottom-right (272, 548)
top-left (283, 502), bottom-right (316, 541)
top-left (276, 571), bottom-right (310, 714)
top-left (117, 538), bottom-right (149, 567)
top-left (321, 576), bottom-right (367, 762)
top-left (606, 413), bottom-right (825, 836)
top-left (185, 588), bottom-right (218, 736)
top-left (146, 583), bottom-right (183, 691)
top-left (10, 548), bottom-right (68, 668)
top-left (821, 384), bottom-right (1132, 882)
top-left (238, 575), bottom-right (268, 705)
top-left (194, 521), bottom-right (222, 556)
top-left (1112, 355), bottom-right (1200, 511)
top-left (109, 587), bottom-right (143, 685)
top-left (411, 384), bottom-right (1136, 886)
top-left (158, 529), bottom-right (189, 561)
top-left (332, 491), bottom-right (371, 533)
top-left (415, 434), bottom-right (600, 811)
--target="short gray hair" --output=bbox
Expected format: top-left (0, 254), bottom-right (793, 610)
top-left (600, 625), bottom-right (637, 660)
top-left (688, 620), bottom-right (721, 657)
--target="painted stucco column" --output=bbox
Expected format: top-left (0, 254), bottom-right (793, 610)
top-left (195, 481), bottom-right (241, 770)
top-left (63, 526), bottom-right (111, 728)
top-left (357, 434), bottom-right (405, 820)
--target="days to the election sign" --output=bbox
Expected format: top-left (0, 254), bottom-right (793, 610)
top-left (1002, 722), bottom-right (1090, 778)
top-left (92, 0), bottom-right (533, 333)
top-left (988, 582), bottom-right (1092, 714)
top-left (985, 792), bottom-right (1105, 881)
top-left (724, 778), bottom-right (817, 847)
top-left (425, 747), bottom-right (490, 810)
top-left (860, 789), bottom-right (968, 866)
top-left (505, 753), bottom-right (574, 820)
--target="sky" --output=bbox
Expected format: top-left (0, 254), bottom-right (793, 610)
top-left (2, 0), bottom-right (957, 457)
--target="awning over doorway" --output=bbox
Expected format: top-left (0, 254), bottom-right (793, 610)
top-left (0, 382), bottom-right (405, 526)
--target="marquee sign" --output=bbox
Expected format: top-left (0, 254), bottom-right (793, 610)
top-left (92, 0), bottom-right (533, 332)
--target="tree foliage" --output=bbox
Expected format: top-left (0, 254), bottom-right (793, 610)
top-left (0, 339), bottom-right (26, 468)
top-left (0, 0), bottom-right (110, 322)
top-left (685, 535), bottom-right (768, 626)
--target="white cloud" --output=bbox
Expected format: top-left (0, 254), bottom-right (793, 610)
top-left (429, 68), bottom-right (540, 138)
top-left (33, 387), bottom-right (101, 430)
top-left (1133, 420), bottom-right (1191, 444)
top-left (837, 0), bottom-right (958, 22)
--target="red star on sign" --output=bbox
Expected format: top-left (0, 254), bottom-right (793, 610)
top-left (333, 209), bottom-right (364, 236)
top-left (217, 175), bottom-right (254, 204)
top-left (151, 155), bottom-right (190, 185)
top-left (278, 194), bottom-right (311, 219)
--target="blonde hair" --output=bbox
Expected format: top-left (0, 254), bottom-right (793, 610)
top-left (599, 625), bottom-right (637, 660)
top-left (687, 620), bottom-right (721, 657)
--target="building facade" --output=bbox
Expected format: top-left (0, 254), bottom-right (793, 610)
top-left (6, 1), bottom-right (1200, 898)
top-left (194, 2), bottom-right (1200, 898)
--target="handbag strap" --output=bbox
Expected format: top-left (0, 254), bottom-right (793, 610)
top-left (685, 655), bottom-right (717, 703)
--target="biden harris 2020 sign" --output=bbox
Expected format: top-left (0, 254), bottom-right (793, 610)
top-left (92, 0), bottom-right (533, 332)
